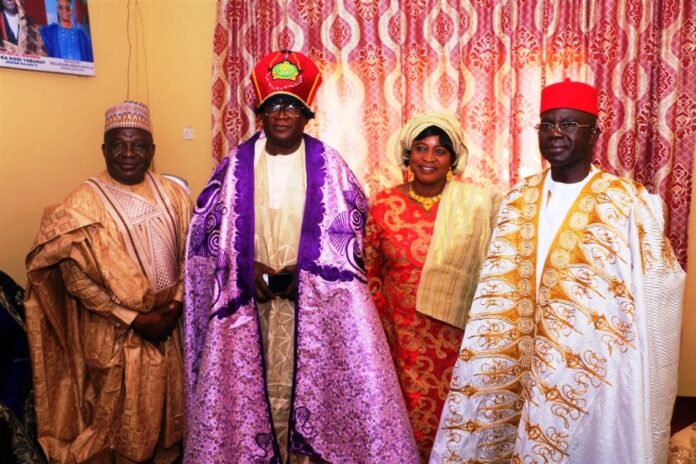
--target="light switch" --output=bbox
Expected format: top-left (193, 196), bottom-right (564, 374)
top-left (183, 127), bottom-right (194, 140)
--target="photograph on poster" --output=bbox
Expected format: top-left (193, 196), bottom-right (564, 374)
top-left (0, 0), bottom-right (94, 76)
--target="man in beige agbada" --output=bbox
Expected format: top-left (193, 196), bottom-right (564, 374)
top-left (24, 101), bottom-right (191, 463)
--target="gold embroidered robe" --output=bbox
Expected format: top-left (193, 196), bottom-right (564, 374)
top-left (24, 171), bottom-right (192, 463)
top-left (430, 169), bottom-right (684, 464)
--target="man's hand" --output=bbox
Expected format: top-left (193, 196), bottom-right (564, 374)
top-left (276, 264), bottom-right (297, 301)
top-left (254, 261), bottom-right (276, 303)
top-left (131, 300), bottom-right (182, 343)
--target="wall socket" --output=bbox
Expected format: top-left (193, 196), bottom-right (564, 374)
top-left (183, 127), bottom-right (194, 140)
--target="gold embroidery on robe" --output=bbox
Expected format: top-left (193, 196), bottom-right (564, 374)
top-left (433, 170), bottom-right (684, 464)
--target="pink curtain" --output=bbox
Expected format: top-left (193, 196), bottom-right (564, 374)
top-left (211, 0), bottom-right (696, 267)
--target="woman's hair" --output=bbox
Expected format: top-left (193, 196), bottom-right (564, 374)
top-left (403, 125), bottom-right (457, 170)
top-left (254, 94), bottom-right (315, 119)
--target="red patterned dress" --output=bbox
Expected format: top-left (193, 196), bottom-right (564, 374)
top-left (364, 187), bottom-right (464, 463)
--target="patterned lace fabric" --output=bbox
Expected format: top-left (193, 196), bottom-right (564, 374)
top-left (365, 187), bottom-right (464, 463)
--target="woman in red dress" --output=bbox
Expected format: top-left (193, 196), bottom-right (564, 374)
top-left (364, 113), bottom-right (499, 462)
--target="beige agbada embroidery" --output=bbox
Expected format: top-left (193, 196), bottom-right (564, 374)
top-left (253, 139), bottom-right (317, 464)
top-left (87, 172), bottom-right (180, 292)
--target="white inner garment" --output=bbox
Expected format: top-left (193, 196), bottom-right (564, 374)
top-left (536, 168), bottom-right (596, 290)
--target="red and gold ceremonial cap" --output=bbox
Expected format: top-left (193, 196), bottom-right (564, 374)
top-left (540, 79), bottom-right (598, 116)
top-left (250, 50), bottom-right (322, 109)
top-left (104, 101), bottom-right (152, 134)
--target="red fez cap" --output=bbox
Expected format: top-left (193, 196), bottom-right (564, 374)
top-left (540, 78), bottom-right (598, 116)
top-left (250, 50), bottom-right (322, 109)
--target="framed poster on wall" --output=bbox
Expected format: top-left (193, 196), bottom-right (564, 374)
top-left (0, 0), bottom-right (94, 76)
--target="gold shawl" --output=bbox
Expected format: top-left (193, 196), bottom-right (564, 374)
top-left (416, 181), bottom-right (500, 329)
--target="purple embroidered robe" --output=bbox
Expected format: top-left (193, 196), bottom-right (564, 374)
top-left (184, 133), bottom-right (418, 463)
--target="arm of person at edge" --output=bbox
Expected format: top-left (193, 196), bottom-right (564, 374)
top-left (59, 259), bottom-right (181, 343)
top-left (253, 262), bottom-right (298, 302)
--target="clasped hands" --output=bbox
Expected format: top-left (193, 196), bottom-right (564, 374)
top-left (131, 300), bottom-right (182, 343)
top-left (254, 261), bottom-right (297, 303)
top-left (130, 261), bottom-right (297, 342)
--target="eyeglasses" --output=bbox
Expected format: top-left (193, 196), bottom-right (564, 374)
top-left (264, 103), bottom-right (302, 118)
top-left (535, 121), bottom-right (595, 134)
top-left (58, 5), bottom-right (72, 10)
top-left (105, 142), bottom-right (152, 156)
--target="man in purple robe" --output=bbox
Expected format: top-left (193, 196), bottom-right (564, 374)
top-left (183, 50), bottom-right (418, 463)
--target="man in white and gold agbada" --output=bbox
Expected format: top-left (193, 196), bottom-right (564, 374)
top-left (430, 80), bottom-right (684, 464)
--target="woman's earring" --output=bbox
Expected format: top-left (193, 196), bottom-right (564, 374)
top-left (446, 169), bottom-right (454, 182)
top-left (404, 165), bottom-right (413, 182)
